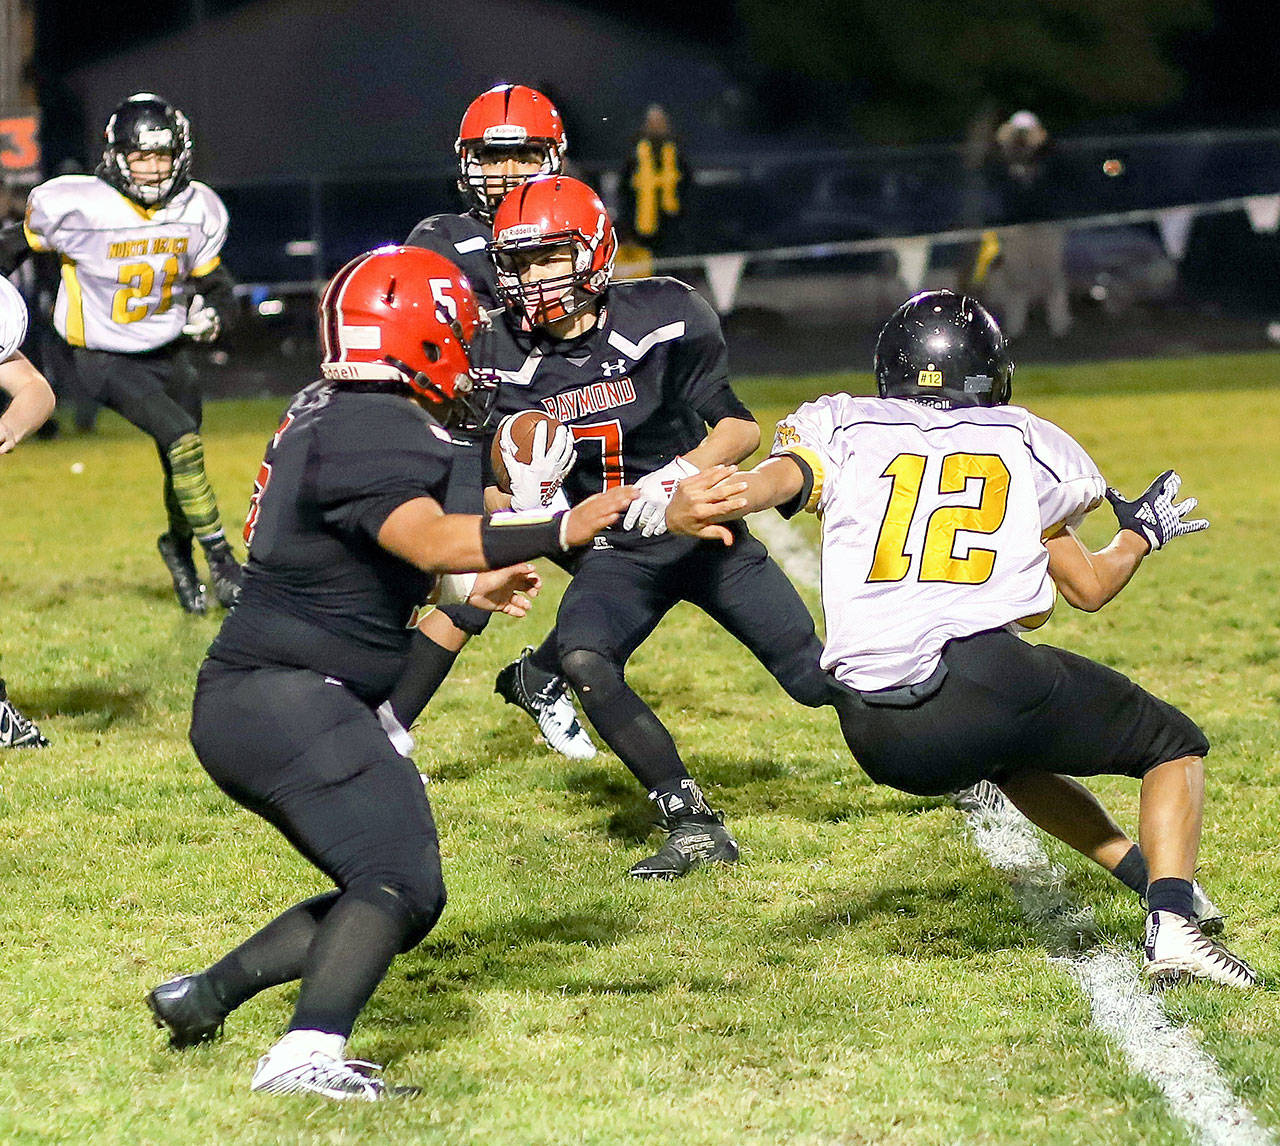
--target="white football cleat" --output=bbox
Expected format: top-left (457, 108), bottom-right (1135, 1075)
top-left (495, 648), bottom-right (597, 760)
top-left (250, 1031), bottom-right (417, 1101)
top-left (1191, 881), bottom-right (1225, 936)
top-left (1143, 910), bottom-right (1257, 990)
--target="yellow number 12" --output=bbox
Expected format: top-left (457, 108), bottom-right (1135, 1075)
top-left (867, 452), bottom-right (1011, 585)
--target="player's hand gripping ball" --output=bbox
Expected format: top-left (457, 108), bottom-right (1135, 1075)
top-left (491, 410), bottom-right (575, 510)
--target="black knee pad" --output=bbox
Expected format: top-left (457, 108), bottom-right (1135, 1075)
top-left (560, 648), bottom-right (625, 704)
top-left (347, 874), bottom-right (447, 954)
top-left (437, 602), bottom-right (491, 637)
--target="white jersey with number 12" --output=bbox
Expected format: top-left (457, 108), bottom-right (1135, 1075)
top-left (772, 394), bottom-right (1106, 691)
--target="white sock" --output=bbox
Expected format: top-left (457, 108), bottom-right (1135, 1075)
top-left (267, 1028), bottom-right (346, 1063)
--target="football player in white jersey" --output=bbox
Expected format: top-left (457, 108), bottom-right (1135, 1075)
top-left (0, 275), bottom-right (56, 747)
top-left (0, 93), bottom-right (241, 614)
top-left (666, 290), bottom-right (1256, 989)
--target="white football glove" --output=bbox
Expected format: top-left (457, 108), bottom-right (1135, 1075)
top-left (182, 294), bottom-right (221, 343)
top-left (1105, 469), bottom-right (1208, 552)
top-left (501, 416), bottom-right (576, 511)
top-left (622, 456), bottom-right (698, 537)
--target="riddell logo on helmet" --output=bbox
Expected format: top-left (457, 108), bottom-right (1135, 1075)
top-left (917, 370), bottom-right (943, 387)
top-left (498, 223), bottom-right (542, 242)
top-left (483, 125), bottom-right (529, 144)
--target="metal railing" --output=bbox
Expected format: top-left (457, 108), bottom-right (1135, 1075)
top-left (216, 126), bottom-right (1280, 289)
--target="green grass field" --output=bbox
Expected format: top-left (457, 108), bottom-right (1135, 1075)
top-left (0, 352), bottom-right (1277, 1144)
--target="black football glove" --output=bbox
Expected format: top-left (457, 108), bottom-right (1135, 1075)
top-left (1105, 469), bottom-right (1208, 552)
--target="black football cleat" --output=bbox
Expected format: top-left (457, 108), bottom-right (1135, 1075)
top-left (147, 972), bottom-right (227, 1048)
top-left (200, 536), bottom-right (243, 609)
top-left (0, 679), bottom-right (49, 749)
top-left (629, 780), bottom-right (739, 880)
top-left (157, 533), bottom-right (208, 614)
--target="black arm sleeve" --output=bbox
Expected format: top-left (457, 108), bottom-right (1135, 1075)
top-left (0, 222), bottom-right (31, 277)
top-left (193, 262), bottom-right (240, 333)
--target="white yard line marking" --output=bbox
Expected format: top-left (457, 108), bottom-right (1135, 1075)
top-left (753, 513), bottom-right (1274, 1146)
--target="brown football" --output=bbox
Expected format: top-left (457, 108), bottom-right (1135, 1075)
top-left (490, 410), bottom-right (563, 493)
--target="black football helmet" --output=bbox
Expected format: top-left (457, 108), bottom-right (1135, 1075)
top-left (97, 93), bottom-right (193, 207)
top-left (874, 291), bottom-right (1013, 408)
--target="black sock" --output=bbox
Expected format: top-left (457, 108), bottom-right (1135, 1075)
top-left (388, 631), bottom-right (460, 727)
top-left (204, 891), bottom-right (341, 1012)
top-left (561, 648), bottom-right (689, 789)
top-left (651, 778), bottom-right (717, 823)
top-left (527, 629), bottom-right (562, 679)
top-left (1146, 877), bottom-right (1194, 920)
top-left (1111, 844), bottom-right (1149, 896)
top-left (289, 893), bottom-right (408, 1038)
top-left (577, 681), bottom-right (688, 790)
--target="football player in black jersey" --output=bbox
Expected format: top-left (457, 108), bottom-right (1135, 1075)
top-left (486, 175), bottom-right (835, 879)
top-left (407, 82), bottom-right (566, 309)
top-left (145, 246), bottom-right (635, 1101)
top-left (401, 84), bottom-right (598, 760)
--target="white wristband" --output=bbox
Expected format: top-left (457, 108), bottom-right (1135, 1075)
top-left (436, 572), bottom-right (478, 605)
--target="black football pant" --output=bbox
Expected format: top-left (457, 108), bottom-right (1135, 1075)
top-left (829, 627), bottom-right (1210, 797)
top-left (69, 343), bottom-right (206, 540)
top-left (555, 527), bottom-right (832, 791)
top-left (189, 660), bottom-right (446, 1038)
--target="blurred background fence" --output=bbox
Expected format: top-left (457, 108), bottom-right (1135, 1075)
top-left (206, 126), bottom-right (1280, 393)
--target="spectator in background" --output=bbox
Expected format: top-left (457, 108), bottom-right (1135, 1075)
top-left (985, 111), bottom-right (1072, 339)
top-left (619, 104), bottom-right (692, 258)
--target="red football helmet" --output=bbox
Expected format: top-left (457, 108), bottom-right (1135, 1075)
top-left (489, 175), bottom-right (617, 328)
top-left (456, 84), bottom-right (566, 220)
top-left (319, 245), bottom-right (497, 429)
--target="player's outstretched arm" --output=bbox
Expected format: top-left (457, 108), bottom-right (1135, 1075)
top-left (377, 485), bottom-right (637, 572)
top-left (1045, 527), bottom-right (1148, 612)
top-left (683, 416), bottom-right (761, 469)
top-left (666, 457), bottom-right (805, 545)
top-left (623, 416), bottom-right (760, 537)
top-left (0, 352), bottom-right (55, 454)
top-left (1048, 469), bottom-right (1208, 612)
top-left (466, 565), bottom-right (541, 617)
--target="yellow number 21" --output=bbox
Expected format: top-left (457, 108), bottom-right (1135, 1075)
top-left (867, 452), bottom-right (1011, 585)
top-left (112, 256), bottom-right (180, 325)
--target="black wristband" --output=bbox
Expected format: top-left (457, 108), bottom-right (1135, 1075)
top-left (480, 510), bottom-right (568, 567)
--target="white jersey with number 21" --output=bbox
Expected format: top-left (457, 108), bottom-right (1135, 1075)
top-left (772, 394), bottom-right (1106, 692)
top-left (23, 175), bottom-right (228, 353)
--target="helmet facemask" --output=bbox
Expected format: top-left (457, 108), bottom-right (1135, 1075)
top-left (458, 136), bottom-right (562, 221)
top-left (492, 231), bottom-right (613, 329)
top-left (100, 98), bottom-right (193, 207)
